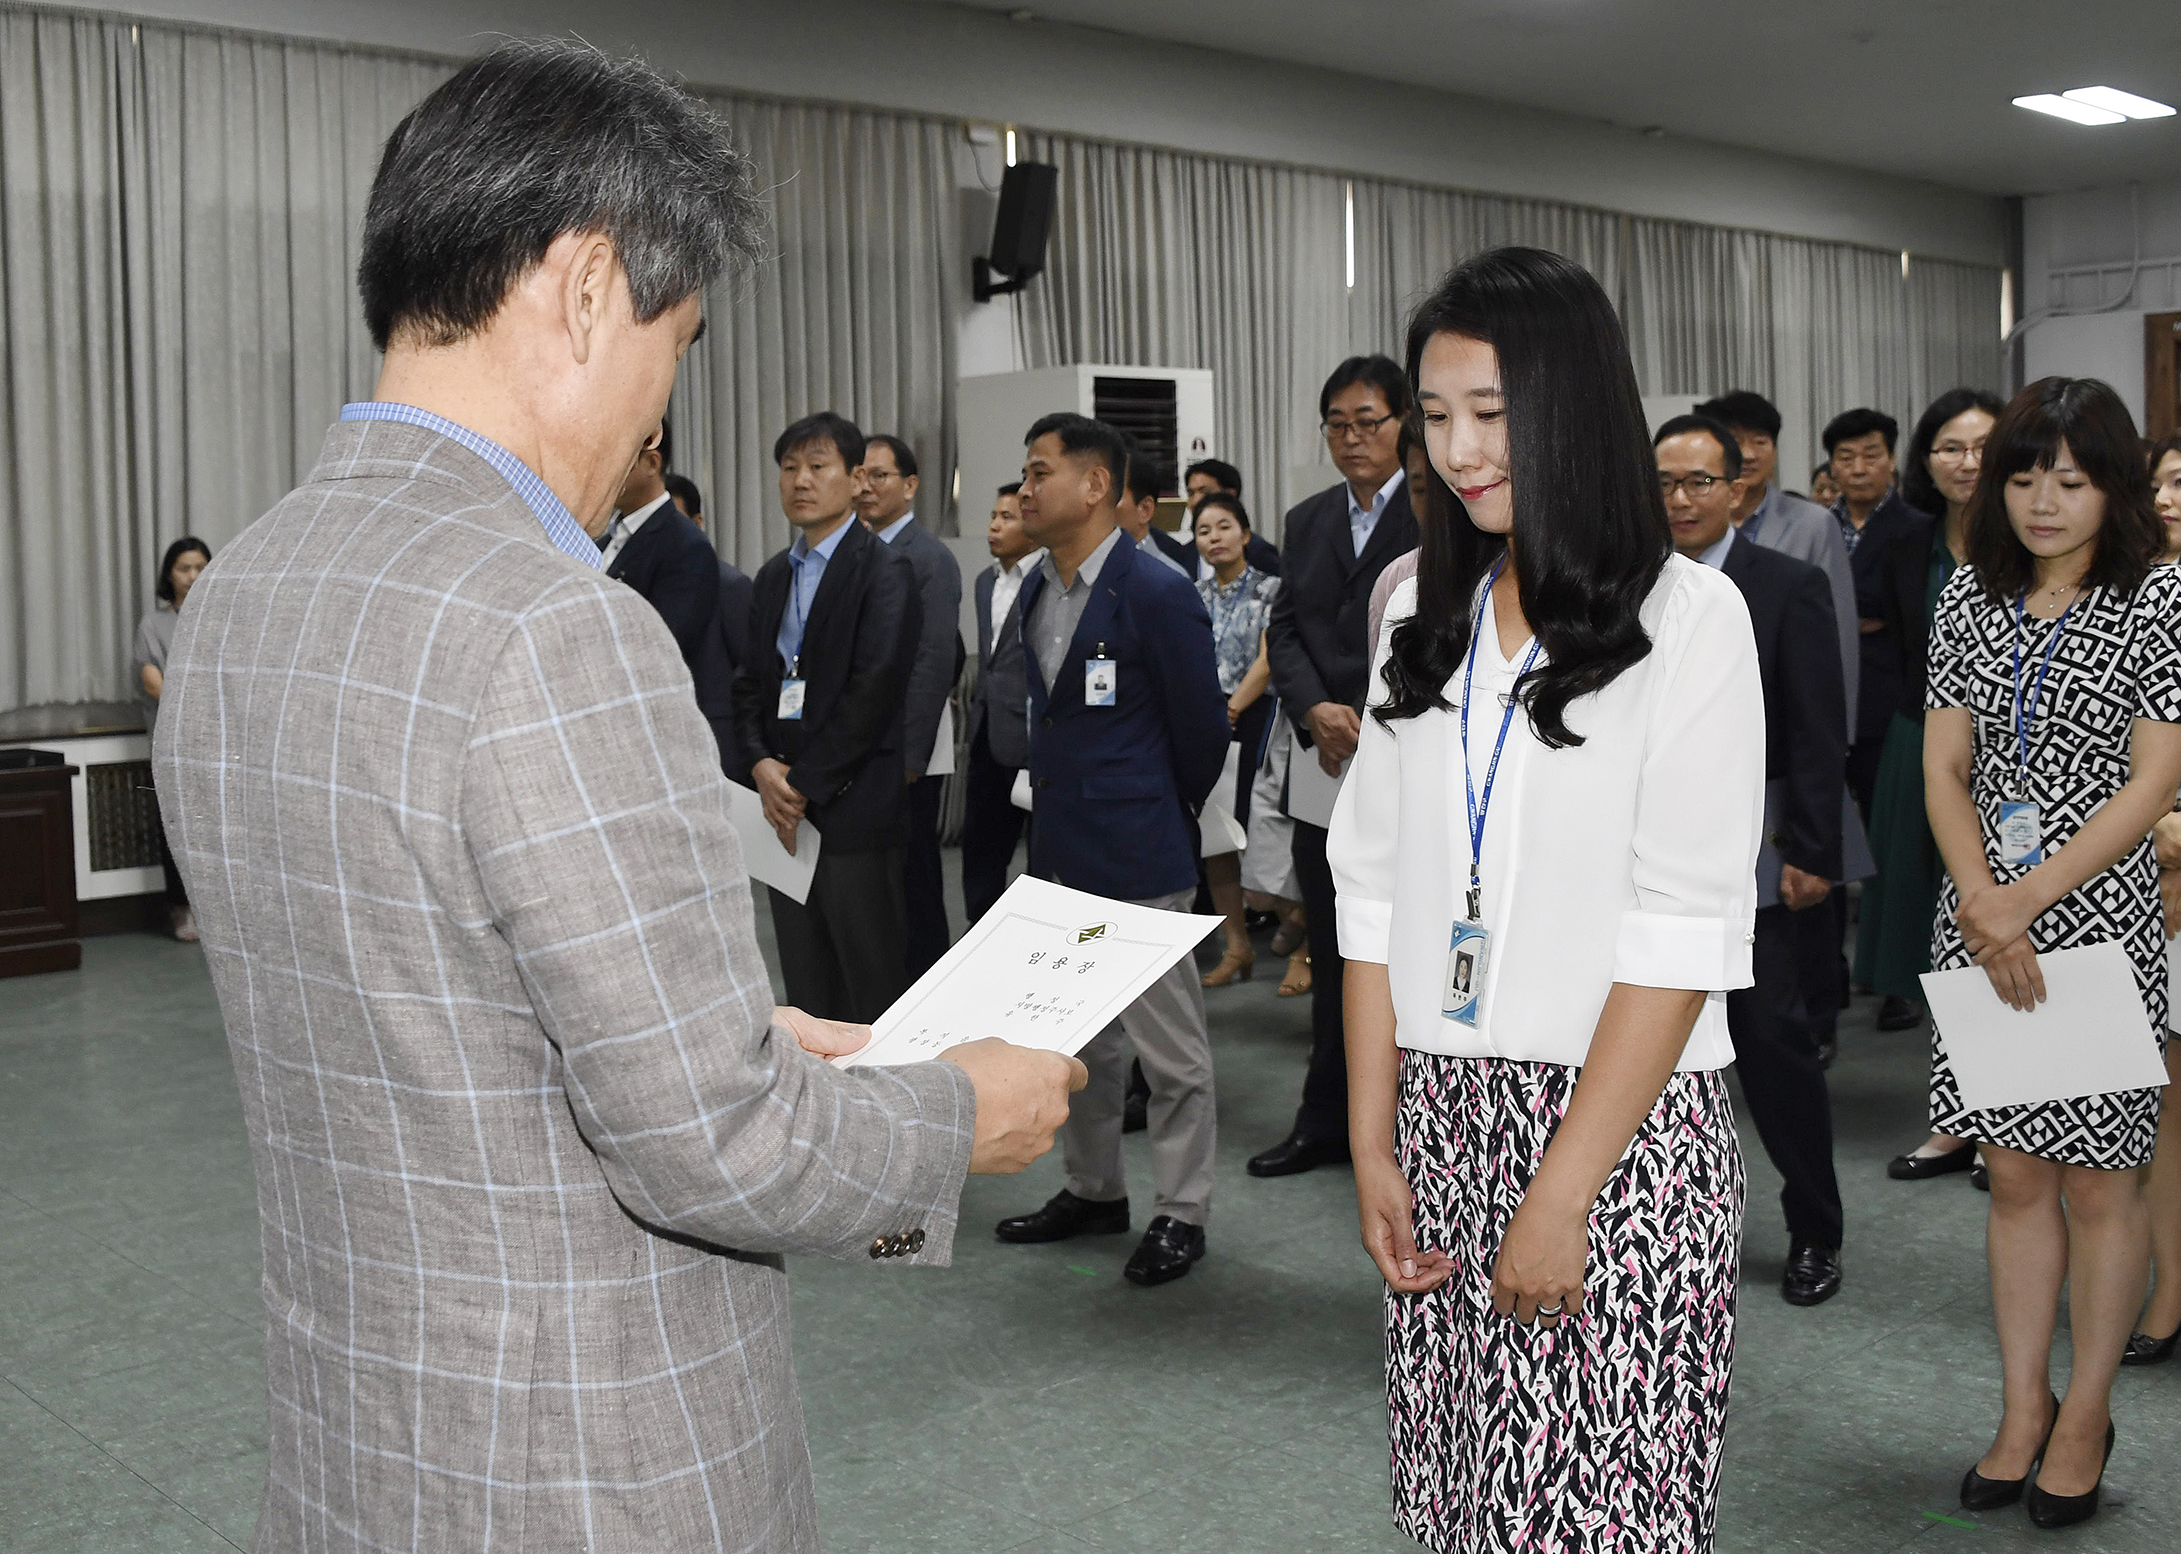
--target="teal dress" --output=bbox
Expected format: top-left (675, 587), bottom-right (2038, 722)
top-left (1852, 530), bottom-right (1954, 1000)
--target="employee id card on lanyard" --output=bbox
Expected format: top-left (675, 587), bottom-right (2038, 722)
top-left (1085, 644), bottom-right (1117, 708)
top-left (1445, 561), bottom-right (1542, 1029)
top-left (2000, 590), bottom-right (2078, 868)
top-left (778, 655), bottom-right (807, 721)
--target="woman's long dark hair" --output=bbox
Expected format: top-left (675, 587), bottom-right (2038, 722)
top-left (1377, 247), bottom-right (1669, 748)
top-left (1900, 387), bottom-right (2003, 517)
top-left (1962, 377), bottom-right (2162, 600)
top-left (155, 536), bottom-right (212, 604)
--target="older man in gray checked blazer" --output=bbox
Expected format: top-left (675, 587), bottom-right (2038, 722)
top-left (152, 42), bottom-right (1080, 1554)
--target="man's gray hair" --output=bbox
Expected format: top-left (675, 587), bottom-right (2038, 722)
top-left (359, 39), bottom-right (763, 350)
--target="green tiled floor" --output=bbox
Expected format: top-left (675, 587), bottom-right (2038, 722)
top-left (3, 871), bottom-right (2176, 1552)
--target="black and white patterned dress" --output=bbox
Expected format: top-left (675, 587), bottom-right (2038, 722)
top-left (1925, 564), bottom-right (2181, 1169)
top-left (1388, 1056), bottom-right (1745, 1553)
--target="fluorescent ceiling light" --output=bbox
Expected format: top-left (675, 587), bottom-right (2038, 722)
top-left (2062, 86), bottom-right (2177, 120)
top-left (2013, 93), bottom-right (2126, 125)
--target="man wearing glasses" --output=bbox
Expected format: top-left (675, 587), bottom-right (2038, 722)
top-left (1251, 355), bottom-right (1418, 1178)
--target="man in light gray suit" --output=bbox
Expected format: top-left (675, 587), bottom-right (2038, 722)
top-left (152, 42), bottom-right (1081, 1554)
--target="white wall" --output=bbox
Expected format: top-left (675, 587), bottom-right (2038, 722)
top-left (41, 0), bottom-right (2005, 265)
top-left (2019, 175), bottom-right (2181, 422)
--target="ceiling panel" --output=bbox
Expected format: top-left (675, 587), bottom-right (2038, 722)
top-left (943, 0), bottom-right (2181, 195)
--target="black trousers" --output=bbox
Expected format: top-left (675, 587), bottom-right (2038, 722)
top-left (960, 727), bottom-right (1025, 926)
top-left (769, 847), bottom-right (908, 1024)
top-left (1727, 903), bottom-right (1845, 1250)
top-left (1291, 820), bottom-right (1348, 1142)
top-left (903, 773), bottom-right (950, 979)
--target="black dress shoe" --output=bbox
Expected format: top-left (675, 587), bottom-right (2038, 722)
top-left (1876, 995), bottom-right (1926, 1031)
top-left (2026, 1421), bottom-right (2115, 1529)
top-left (1959, 1393), bottom-right (2059, 1511)
top-left (1781, 1240), bottom-right (1842, 1306)
top-left (1246, 1131), bottom-right (1352, 1178)
top-left (1122, 1090), bottom-right (1148, 1133)
top-left (995, 1190), bottom-right (1128, 1244)
top-left (1971, 1163), bottom-right (1990, 1192)
top-left (1122, 1215), bottom-right (1205, 1286)
top-left (1887, 1142), bottom-right (1976, 1180)
top-left (2122, 1325), bottom-right (2180, 1366)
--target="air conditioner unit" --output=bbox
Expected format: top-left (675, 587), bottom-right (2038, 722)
top-left (956, 365), bottom-right (1216, 525)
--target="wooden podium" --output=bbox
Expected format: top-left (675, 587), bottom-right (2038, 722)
top-left (0, 760), bottom-right (82, 976)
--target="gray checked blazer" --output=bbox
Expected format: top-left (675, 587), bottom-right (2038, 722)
top-left (153, 417), bottom-right (977, 1554)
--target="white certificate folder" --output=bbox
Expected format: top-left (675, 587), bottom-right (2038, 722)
top-left (725, 779), bottom-right (820, 906)
top-left (841, 876), bottom-right (1222, 1067)
top-left (1921, 941), bottom-right (2169, 1112)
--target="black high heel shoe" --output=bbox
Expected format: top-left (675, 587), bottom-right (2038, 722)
top-left (2025, 1420), bottom-right (2116, 1529)
top-left (1959, 1392), bottom-right (2059, 1511)
top-left (2121, 1326), bottom-right (2179, 1366)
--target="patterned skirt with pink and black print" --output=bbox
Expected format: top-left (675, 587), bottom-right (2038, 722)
top-left (1386, 1051), bottom-right (1745, 1553)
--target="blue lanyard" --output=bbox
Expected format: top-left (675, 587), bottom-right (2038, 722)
top-left (1461, 559), bottom-right (1542, 921)
top-left (2010, 589), bottom-right (2079, 792)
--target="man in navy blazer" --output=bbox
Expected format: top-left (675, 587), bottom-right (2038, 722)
top-left (992, 413), bottom-right (1230, 1287)
top-left (1659, 415), bottom-right (1847, 1310)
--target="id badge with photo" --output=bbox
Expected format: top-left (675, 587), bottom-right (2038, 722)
top-left (1442, 918), bottom-right (1492, 1029)
top-left (777, 677), bottom-right (807, 721)
top-left (1997, 800), bottom-right (2041, 867)
top-left (1085, 657), bottom-right (1117, 708)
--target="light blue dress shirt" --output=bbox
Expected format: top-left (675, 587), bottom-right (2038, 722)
top-left (1347, 467), bottom-right (1408, 557)
top-left (1694, 525), bottom-right (1736, 572)
top-left (338, 402), bottom-right (599, 569)
top-left (775, 517), bottom-right (855, 672)
top-left (876, 511), bottom-right (917, 545)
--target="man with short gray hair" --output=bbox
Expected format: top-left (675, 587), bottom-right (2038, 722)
top-left (154, 41), bottom-right (1082, 1553)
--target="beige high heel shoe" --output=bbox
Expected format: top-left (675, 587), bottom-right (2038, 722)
top-left (1201, 948), bottom-right (1256, 987)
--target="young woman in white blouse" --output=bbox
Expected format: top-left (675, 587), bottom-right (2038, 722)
top-left (1330, 247), bottom-right (1766, 1554)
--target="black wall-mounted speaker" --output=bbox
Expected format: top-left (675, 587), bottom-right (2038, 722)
top-left (974, 161), bottom-right (1059, 302)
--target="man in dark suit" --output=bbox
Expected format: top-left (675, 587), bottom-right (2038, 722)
top-left (659, 470), bottom-right (755, 679)
top-left (1250, 355), bottom-right (1419, 1177)
top-left (962, 482), bottom-right (1041, 924)
top-left (1658, 415), bottom-right (1847, 1307)
top-left (733, 412), bottom-right (921, 1023)
top-left (854, 434), bottom-right (965, 980)
top-left (992, 413), bottom-right (1230, 1287)
top-left (1181, 458), bottom-right (1279, 576)
top-left (1824, 406), bottom-right (1921, 819)
top-left (605, 418), bottom-right (737, 767)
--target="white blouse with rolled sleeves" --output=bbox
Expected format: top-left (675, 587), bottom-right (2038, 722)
top-left (1329, 556), bottom-right (1765, 1070)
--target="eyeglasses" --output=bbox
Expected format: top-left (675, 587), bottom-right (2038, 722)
top-left (1322, 413), bottom-right (1396, 442)
top-left (1929, 442), bottom-right (1986, 463)
top-left (1657, 473), bottom-right (1730, 497)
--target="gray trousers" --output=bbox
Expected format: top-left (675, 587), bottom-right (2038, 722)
top-left (1062, 888), bottom-right (1217, 1226)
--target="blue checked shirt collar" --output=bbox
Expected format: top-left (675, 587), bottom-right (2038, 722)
top-left (1347, 466), bottom-right (1407, 556)
top-left (338, 402), bottom-right (600, 569)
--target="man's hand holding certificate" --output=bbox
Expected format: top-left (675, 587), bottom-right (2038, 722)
top-left (840, 876), bottom-right (1224, 1068)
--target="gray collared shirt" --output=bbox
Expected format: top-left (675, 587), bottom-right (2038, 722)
top-left (1029, 526), bottom-right (1124, 689)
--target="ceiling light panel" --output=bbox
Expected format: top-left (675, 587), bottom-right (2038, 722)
top-left (2013, 93), bottom-right (2126, 126)
top-left (2062, 86), bottom-right (2177, 120)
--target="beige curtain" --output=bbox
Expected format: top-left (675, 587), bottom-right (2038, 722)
top-left (0, 3), bottom-right (965, 715)
top-left (1, 5), bottom-right (449, 714)
top-left (673, 95), bottom-right (964, 576)
top-left (1017, 131), bottom-right (2004, 527)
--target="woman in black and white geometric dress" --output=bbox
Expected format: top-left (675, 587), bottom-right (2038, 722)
top-left (1922, 377), bottom-right (2181, 1530)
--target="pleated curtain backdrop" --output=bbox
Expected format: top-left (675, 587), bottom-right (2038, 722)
top-left (0, 0), bottom-right (2003, 715)
top-left (1017, 131), bottom-right (2005, 534)
top-left (0, 3), bottom-right (963, 713)
top-left (0, 6), bottom-right (451, 714)
top-left (671, 95), bottom-right (963, 578)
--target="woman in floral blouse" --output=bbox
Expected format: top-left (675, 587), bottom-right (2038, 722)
top-left (1195, 493), bottom-right (1282, 985)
